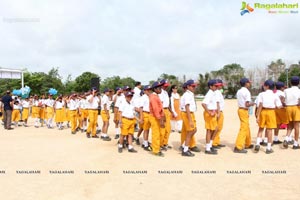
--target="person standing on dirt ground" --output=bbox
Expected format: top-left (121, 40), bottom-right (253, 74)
top-left (1, 90), bottom-right (14, 130)
top-left (234, 78), bottom-right (255, 153)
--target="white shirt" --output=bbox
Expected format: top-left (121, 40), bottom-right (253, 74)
top-left (202, 89), bottom-right (218, 110)
top-left (215, 89), bottom-right (224, 111)
top-left (87, 95), bottom-right (100, 109)
top-left (170, 93), bottom-right (180, 113)
top-left (45, 99), bottom-right (55, 107)
top-left (237, 87), bottom-right (251, 108)
top-left (55, 101), bottom-right (64, 109)
top-left (140, 94), bottom-right (150, 112)
top-left (258, 90), bottom-right (282, 108)
top-left (119, 100), bottom-right (135, 118)
top-left (22, 100), bottom-right (30, 108)
top-left (115, 94), bottom-right (125, 108)
top-left (284, 86), bottom-right (300, 106)
top-left (180, 90), bottom-right (196, 112)
top-left (159, 89), bottom-right (170, 108)
top-left (68, 99), bottom-right (79, 110)
top-left (101, 94), bottom-right (109, 110)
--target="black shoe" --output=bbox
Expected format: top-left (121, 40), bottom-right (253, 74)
top-left (102, 136), bottom-right (111, 141)
top-left (218, 144), bottom-right (226, 148)
top-left (260, 141), bottom-right (267, 146)
top-left (143, 146), bottom-right (152, 151)
top-left (210, 147), bottom-right (218, 152)
top-left (190, 146), bottom-right (201, 152)
top-left (114, 134), bottom-right (120, 139)
top-left (7, 127), bottom-right (14, 130)
top-left (153, 152), bottom-right (164, 157)
top-left (182, 150), bottom-right (195, 157)
top-left (205, 150), bottom-right (218, 155)
top-left (292, 145), bottom-right (300, 149)
top-left (283, 140), bottom-right (288, 148)
top-left (288, 140), bottom-right (294, 145)
top-left (178, 146), bottom-right (183, 151)
top-left (96, 129), bottom-right (101, 134)
top-left (266, 149), bottom-right (274, 154)
top-left (118, 147), bottom-right (123, 153)
top-left (71, 131), bottom-right (76, 134)
top-left (254, 145), bottom-right (260, 152)
top-left (92, 135), bottom-right (99, 138)
top-left (86, 132), bottom-right (91, 138)
top-left (212, 145), bottom-right (221, 149)
top-left (160, 146), bottom-right (168, 151)
top-left (166, 145), bottom-right (172, 149)
top-left (128, 148), bottom-right (137, 153)
top-left (233, 147), bottom-right (247, 153)
top-left (245, 144), bottom-right (254, 149)
top-left (273, 140), bottom-right (283, 145)
top-left (136, 138), bottom-right (140, 145)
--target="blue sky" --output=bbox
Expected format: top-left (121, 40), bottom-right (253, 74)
top-left (0, 0), bottom-right (299, 84)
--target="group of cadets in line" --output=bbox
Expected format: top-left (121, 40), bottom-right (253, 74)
top-left (2, 76), bottom-right (300, 156)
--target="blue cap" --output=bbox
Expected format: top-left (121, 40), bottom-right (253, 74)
top-left (208, 79), bottom-right (217, 87)
top-left (160, 79), bottom-right (170, 86)
top-left (240, 78), bottom-right (251, 86)
top-left (291, 76), bottom-right (300, 84)
top-left (91, 87), bottom-right (98, 91)
top-left (123, 86), bottom-right (131, 90)
top-left (125, 91), bottom-right (134, 97)
top-left (103, 88), bottom-right (109, 93)
top-left (182, 82), bottom-right (187, 88)
top-left (264, 80), bottom-right (274, 87)
top-left (143, 85), bottom-right (151, 90)
top-left (115, 87), bottom-right (122, 91)
top-left (275, 81), bottom-right (285, 89)
top-left (185, 80), bottom-right (197, 86)
top-left (151, 81), bottom-right (163, 89)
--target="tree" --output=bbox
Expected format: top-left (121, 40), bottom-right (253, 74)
top-left (74, 72), bottom-right (100, 92)
top-left (267, 59), bottom-right (285, 81)
top-left (100, 76), bottom-right (135, 92)
top-left (198, 72), bottom-right (210, 94)
top-left (278, 62), bottom-right (300, 86)
top-left (64, 74), bottom-right (76, 94)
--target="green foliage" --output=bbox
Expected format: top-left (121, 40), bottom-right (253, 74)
top-left (197, 73), bottom-right (210, 94)
top-left (74, 72), bottom-right (100, 92)
top-left (100, 76), bottom-right (135, 92)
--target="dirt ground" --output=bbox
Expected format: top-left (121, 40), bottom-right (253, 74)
top-left (0, 100), bottom-right (299, 200)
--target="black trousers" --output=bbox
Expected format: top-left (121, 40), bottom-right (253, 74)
top-left (3, 110), bottom-right (12, 129)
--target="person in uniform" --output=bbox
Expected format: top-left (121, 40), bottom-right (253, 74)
top-left (86, 88), bottom-right (101, 138)
top-left (100, 88), bottom-right (111, 141)
top-left (181, 80), bottom-right (198, 157)
top-left (45, 94), bottom-right (55, 129)
top-left (254, 80), bottom-right (282, 154)
top-left (234, 78), bottom-right (255, 153)
top-left (169, 84), bottom-right (182, 133)
top-left (118, 91), bottom-right (140, 153)
top-left (67, 93), bottom-right (80, 134)
top-left (283, 76), bottom-right (300, 149)
top-left (149, 81), bottom-right (165, 157)
top-left (54, 95), bottom-right (65, 130)
top-left (21, 97), bottom-right (30, 127)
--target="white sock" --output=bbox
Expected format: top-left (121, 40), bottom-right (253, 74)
top-left (267, 143), bottom-right (272, 150)
top-left (285, 136), bottom-right (289, 141)
top-left (209, 140), bottom-right (213, 148)
top-left (274, 136), bottom-right (279, 141)
top-left (143, 141), bottom-right (148, 147)
top-left (118, 144), bottom-right (123, 148)
top-left (264, 138), bottom-right (268, 143)
top-left (256, 137), bottom-right (261, 145)
top-left (128, 145), bottom-right (133, 149)
top-left (206, 144), bottom-right (211, 151)
top-left (289, 135), bottom-right (293, 141)
top-left (183, 146), bottom-right (189, 152)
top-left (115, 128), bottom-right (120, 135)
top-left (294, 140), bottom-right (299, 146)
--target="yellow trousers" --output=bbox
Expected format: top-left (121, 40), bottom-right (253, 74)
top-left (213, 112), bottom-right (224, 146)
top-left (87, 110), bottom-right (98, 136)
top-left (235, 109), bottom-right (252, 150)
top-left (22, 108), bottom-right (29, 120)
top-left (180, 112), bottom-right (197, 147)
top-left (69, 110), bottom-right (78, 132)
top-left (149, 115), bottom-right (165, 154)
top-left (12, 110), bottom-right (20, 122)
top-left (162, 108), bottom-right (171, 146)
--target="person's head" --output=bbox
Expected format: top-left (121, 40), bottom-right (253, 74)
top-left (263, 80), bottom-right (274, 90)
top-left (240, 78), bottom-right (251, 88)
top-left (122, 86), bottom-right (132, 93)
top-left (207, 79), bottom-right (220, 91)
top-left (48, 94), bottom-right (53, 99)
top-left (151, 81), bottom-right (163, 94)
top-left (216, 79), bottom-right (224, 89)
top-left (160, 79), bottom-right (170, 90)
top-left (103, 88), bottom-right (110, 95)
top-left (170, 85), bottom-right (178, 93)
top-left (275, 81), bottom-right (285, 91)
top-left (115, 87), bottom-right (122, 95)
top-left (143, 85), bottom-right (152, 95)
top-left (6, 90), bottom-right (11, 95)
top-left (125, 91), bottom-right (134, 101)
top-left (290, 76), bottom-right (300, 86)
top-left (135, 81), bottom-right (142, 89)
top-left (185, 80), bottom-right (197, 93)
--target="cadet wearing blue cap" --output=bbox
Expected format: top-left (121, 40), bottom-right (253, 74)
top-left (202, 79), bottom-right (221, 155)
top-left (234, 78), bottom-right (255, 153)
top-left (100, 88), bottom-right (111, 141)
top-left (86, 87), bottom-right (101, 138)
top-left (254, 80), bottom-right (282, 154)
top-left (283, 76), bottom-right (300, 149)
top-left (113, 87), bottom-right (123, 139)
top-left (273, 81), bottom-right (287, 144)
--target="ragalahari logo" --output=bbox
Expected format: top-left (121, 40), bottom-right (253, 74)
top-left (241, 2), bottom-right (254, 15)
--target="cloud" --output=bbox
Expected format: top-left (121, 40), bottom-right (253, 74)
top-left (0, 0), bottom-right (299, 84)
